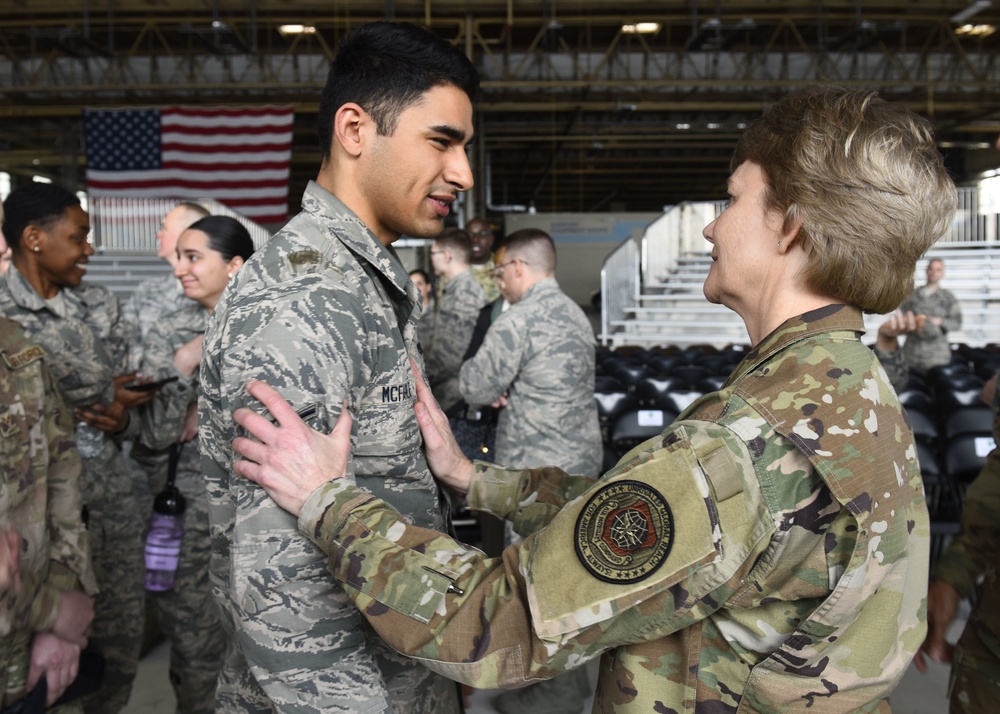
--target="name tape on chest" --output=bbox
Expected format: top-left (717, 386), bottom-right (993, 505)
top-left (574, 479), bottom-right (674, 584)
top-left (3, 345), bottom-right (45, 370)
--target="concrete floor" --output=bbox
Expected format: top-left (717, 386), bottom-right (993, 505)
top-left (126, 634), bottom-right (954, 713)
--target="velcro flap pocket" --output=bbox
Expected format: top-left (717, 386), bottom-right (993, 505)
top-left (526, 427), bottom-right (722, 639)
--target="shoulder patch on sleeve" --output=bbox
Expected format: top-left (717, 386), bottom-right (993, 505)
top-left (527, 429), bottom-right (726, 639)
top-left (575, 480), bottom-right (674, 584)
top-left (3, 344), bottom-right (45, 370)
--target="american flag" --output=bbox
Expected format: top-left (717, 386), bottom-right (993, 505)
top-left (83, 105), bottom-right (294, 224)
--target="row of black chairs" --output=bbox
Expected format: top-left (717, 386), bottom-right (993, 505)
top-left (594, 345), bottom-right (750, 468)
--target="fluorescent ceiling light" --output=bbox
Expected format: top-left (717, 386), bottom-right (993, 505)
top-left (279, 24), bottom-right (317, 36)
top-left (955, 23), bottom-right (996, 36)
top-left (951, 0), bottom-right (991, 24)
top-left (622, 22), bottom-right (661, 34)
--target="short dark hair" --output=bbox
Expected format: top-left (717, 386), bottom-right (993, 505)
top-left (503, 228), bottom-right (556, 274)
top-left (317, 22), bottom-right (479, 160)
top-left (2, 183), bottom-right (81, 252)
top-left (186, 216), bottom-right (255, 262)
top-left (434, 227), bottom-right (472, 263)
top-left (409, 268), bottom-right (431, 283)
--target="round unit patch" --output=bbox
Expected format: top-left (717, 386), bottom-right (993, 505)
top-left (574, 479), bottom-right (674, 584)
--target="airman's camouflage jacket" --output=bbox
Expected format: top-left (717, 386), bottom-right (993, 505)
top-left (0, 317), bottom-right (97, 705)
top-left (200, 181), bottom-right (449, 712)
top-left (136, 302), bottom-right (207, 491)
top-left (899, 286), bottom-right (962, 374)
top-left (296, 304), bottom-right (929, 713)
top-left (425, 268), bottom-right (486, 411)
top-left (0, 266), bottom-right (140, 509)
top-left (458, 276), bottom-right (601, 474)
top-left (123, 272), bottom-right (191, 372)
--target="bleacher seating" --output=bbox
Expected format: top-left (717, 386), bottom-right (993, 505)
top-left (83, 252), bottom-right (170, 302)
top-left (607, 245), bottom-right (1000, 349)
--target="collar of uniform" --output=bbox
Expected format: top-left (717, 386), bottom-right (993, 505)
top-left (2, 263), bottom-right (87, 320)
top-left (471, 257), bottom-right (496, 273)
top-left (441, 266), bottom-right (474, 293)
top-left (516, 275), bottom-right (559, 304)
top-left (727, 304), bottom-right (864, 384)
top-left (300, 180), bottom-right (412, 299)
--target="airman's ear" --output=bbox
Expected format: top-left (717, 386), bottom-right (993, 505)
top-left (333, 102), bottom-right (371, 158)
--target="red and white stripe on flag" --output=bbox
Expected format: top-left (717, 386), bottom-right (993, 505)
top-left (84, 105), bottom-right (294, 224)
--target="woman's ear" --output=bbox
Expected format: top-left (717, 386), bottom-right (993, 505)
top-left (777, 207), bottom-right (805, 255)
top-left (227, 256), bottom-right (245, 275)
top-left (22, 224), bottom-right (41, 253)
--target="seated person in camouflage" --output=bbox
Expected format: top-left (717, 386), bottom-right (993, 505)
top-left (231, 87), bottom-right (953, 712)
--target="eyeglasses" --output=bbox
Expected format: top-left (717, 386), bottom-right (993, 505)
top-left (429, 250), bottom-right (446, 256)
top-left (492, 259), bottom-right (526, 278)
top-left (470, 229), bottom-right (493, 237)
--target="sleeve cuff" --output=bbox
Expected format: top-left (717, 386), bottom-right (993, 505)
top-left (465, 462), bottom-right (531, 520)
top-left (297, 480), bottom-right (377, 552)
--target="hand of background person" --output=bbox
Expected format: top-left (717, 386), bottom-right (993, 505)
top-left (232, 380), bottom-right (353, 516)
top-left (113, 373), bottom-right (159, 410)
top-left (876, 310), bottom-right (924, 352)
top-left (178, 401), bottom-right (199, 443)
top-left (75, 401), bottom-right (129, 434)
top-left (411, 360), bottom-right (475, 494)
top-left (914, 579), bottom-right (960, 673)
top-left (0, 528), bottom-right (20, 593)
top-left (27, 632), bottom-right (81, 706)
top-left (173, 335), bottom-right (204, 378)
top-left (50, 590), bottom-right (94, 648)
top-left (491, 392), bottom-right (509, 409)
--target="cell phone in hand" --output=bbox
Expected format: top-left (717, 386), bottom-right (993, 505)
top-left (123, 375), bottom-right (180, 392)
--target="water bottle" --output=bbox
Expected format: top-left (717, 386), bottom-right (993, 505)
top-left (75, 422), bottom-right (104, 459)
top-left (145, 444), bottom-right (186, 591)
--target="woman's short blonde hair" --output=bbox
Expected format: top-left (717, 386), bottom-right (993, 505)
top-left (732, 86), bottom-right (957, 313)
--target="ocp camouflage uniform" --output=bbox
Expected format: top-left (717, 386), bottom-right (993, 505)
top-left (933, 372), bottom-right (1000, 712)
top-left (0, 317), bottom-right (98, 710)
top-left (1, 266), bottom-right (146, 714)
top-left (136, 302), bottom-right (225, 714)
top-left (200, 181), bottom-right (459, 714)
top-left (899, 285), bottom-right (962, 374)
top-left (295, 304), bottom-right (929, 712)
top-left (470, 259), bottom-right (500, 303)
top-left (459, 276), bottom-right (602, 475)
top-left (425, 268), bottom-right (486, 412)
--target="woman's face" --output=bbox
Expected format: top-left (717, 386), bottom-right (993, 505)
top-left (33, 204), bottom-right (93, 289)
top-left (702, 161), bottom-right (785, 313)
top-left (173, 229), bottom-right (240, 310)
top-left (410, 272), bottom-right (431, 303)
